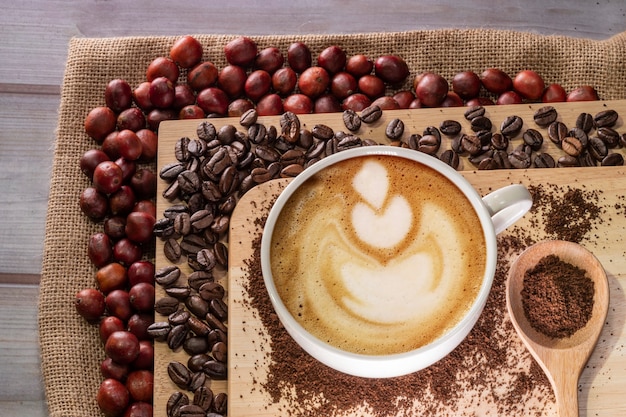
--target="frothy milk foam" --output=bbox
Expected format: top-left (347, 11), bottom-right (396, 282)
top-left (269, 155), bottom-right (486, 355)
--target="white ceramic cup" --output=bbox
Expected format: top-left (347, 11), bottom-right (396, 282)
top-left (260, 146), bottom-right (532, 378)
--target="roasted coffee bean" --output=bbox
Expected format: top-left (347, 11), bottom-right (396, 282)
top-left (202, 148), bottom-right (231, 179)
top-left (475, 129), bottom-right (492, 146)
top-left (298, 129), bottom-right (314, 149)
top-left (533, 105), bottom-right (558, 127)
top-left (164, 238), bottom-right (182, 263)
top-left (168, 309), bottom-right (191, 326)
top-left (199, 282), bottom-right (226, 302)
top-left (218, 165), bottom-right (240, 196)
top-left (236, 151), bottom-right (255, 170)
top-left (175, 137), bottom-right (191, 162)
top-left (439, 119), bottom-right (462, 136)
top-left (201, 180), bottom-right (222, 203)
top-left (177, 170), bottom-right (200, 195)
top-left (210, 215), bottom-right (230, 235)
top-left (561, 136), bottom-right (583, 156)
top-left (568, 127), bottom-right (589, 149)
top-left (196, 248), bottom-right (216, 270)
top-left (602, 152), bottom-right (624, 166)
top-left (211, 341), bottom-right (228, 363)
top-left (197, 121), bottom-right (217, 141)
top-left (194, 385), bottom-right (214, 411)
top-left (534, 153), bottom-right (555, 168)
top-left (311, 124), bottom-right (334, 140)
top-left (212, 242), bottom-right (228, 267)
top-left (179, 404), bottom-right (207, 417)
top-left (342, 109), bottom-right (361, 131)
top-left (254, 145), bottom-right (281, 163)
top-left (280, 163), bottom-right (304, 178)
top-left (187, 139), bottom-right (207, 158)
top-left (209, 298), bottom-right (228, 321)
top-left (422, 126), bottom-right (441, 141)
top-left (147, 321), bottom-right (171, 341)
top-left (417, 134), bottom-right (440, 155)
top-left (620, 133), bottom-right (626, 147)
top-left (187, 371), bottom-right (207, 392)
top-left (187, 315), bottom-right (211, 337)
top-left (155, 265), bottom-right (181, 287)
top-left (594, 109), bottom-right (618, 128)
top-left (247, 123), bottom-right (266, 144)
top-left (460, 134), bottom-right (482, 155)
top-left (464, 105), bottom-right (485, 120)
top-left (575, 112), bottom-right (595, 133)
top-left (547, 121), bottom-right (568, 146)
top-left (184, 336), bottom-right (211, 356)
top-left (160, 162), bottom-right (186, 181)
top-left (186, 295), bottom-right (210, 319)
top-left (557, 155), bottom-right (581, 167)
top-left (167, 324), bottom-right (189, 350)
top-left (166, 285), bottom-right (192, 300)
top-left (190, 209), bottom-right (214, 232)
top-left (213, 392), bottom-right (228, 414)
top-left (188, 353), bottom-right (211, 373)
top-left (588, 136), bottom-right (608, 161)
top-left (280, 149), bottom-right (305, 166)
top-left (402, 133), bottom-right (420, 150)
top-left (280, 111), bottom-right (301, 143)
top-left (508, 149), bottom-right (531, 169)
top-left (578, 151), bottom-right (597, 167)
top-left (385, 118), bottom-right (404, 140)
top-left (164, 204), bottom-right (189, 219)
top-left (206, 313), bottom-right (228, 333)
top-left (522, 128), bottom-right (544, 151)
top-left (155, 296), bottom-right (180, 316)
top-left (500, 115), bottom-right (523, 138)
top-left (493, 150), bottom-right (512, 169)
top-left (490, 132), bottom-right (508, 150)
top-left (597, 127), bottom-right (620, 148)
top-left (239, 108), bottom-right (258, 127)
top-left (439, 149), bottom-right (459, 170)
top-left (216, 124), bottom-right (236, 145)
top-left (363, 138), bottom-right (379, 146)
top-left (167, 391), bottom-right (190, 417)
top-left (203, 360), bottom-right (227, 380)
top-left (470, 115), bottom-right (492, 132)
top-left (337, 135), bottom-right (362, 150)
top-left (468, 149), bottom-right (494, 166)
top-left (477, 157), bottom-right (498, 170)
top-left (360, 104), bottom-right (383, 123)
top-left (186, 155), bottom-right (201, 174)
top-left (179, 234), bottom-right (206, 256)
top-left (173, 212), bottom-right (191, 236)
top-left (450, 134), bottom-right (463, 153)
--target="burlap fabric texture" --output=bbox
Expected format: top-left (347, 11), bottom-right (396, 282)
top-left (39, 29), bottom-right (626, 417)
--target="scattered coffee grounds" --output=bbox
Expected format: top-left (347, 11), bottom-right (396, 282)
top-left (521, 254), bottom-right (594, 339)
top-left (528, 184), bottom-right (603, 243)
top-left (240, 210), bottom-right (553, 416)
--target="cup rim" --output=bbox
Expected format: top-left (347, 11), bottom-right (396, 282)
top-left (260, 146), bottom-right (498, 377)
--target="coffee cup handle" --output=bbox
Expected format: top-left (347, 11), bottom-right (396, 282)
top-left (481, 184), bottom-right (533, 235)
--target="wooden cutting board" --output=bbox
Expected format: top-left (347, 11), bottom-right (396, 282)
top-left (155, 100), bottom-right (626, 417)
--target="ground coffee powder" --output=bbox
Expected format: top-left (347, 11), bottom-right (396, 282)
top-left (521, 254), bottom-right (595, 339)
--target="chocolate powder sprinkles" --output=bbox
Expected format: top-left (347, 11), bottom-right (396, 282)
top-left (236, 181), bottom-right (609, 416)
top-left (521, 255), bottom-right (594, 339)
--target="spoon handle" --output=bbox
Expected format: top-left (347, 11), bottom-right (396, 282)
top-left (552, 369), bottom-right (579, 417)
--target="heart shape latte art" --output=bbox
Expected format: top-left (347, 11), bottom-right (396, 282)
top-left (351, 160), bottom-right (413, 248)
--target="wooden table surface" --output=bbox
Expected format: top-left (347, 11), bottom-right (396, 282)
top-left (2, 1), bottom-right (626, 415)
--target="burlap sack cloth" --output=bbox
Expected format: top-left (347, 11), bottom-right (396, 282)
top-left (39, 29), bottom-right (626, 416)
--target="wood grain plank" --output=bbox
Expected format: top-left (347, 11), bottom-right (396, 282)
top-left (0, 284), bottom-right (48, 417)
top-left (0, 92), bottom-right (57, 276)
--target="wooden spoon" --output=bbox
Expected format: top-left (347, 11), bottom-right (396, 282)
top-left (506, 240), bottom-right (609, 417)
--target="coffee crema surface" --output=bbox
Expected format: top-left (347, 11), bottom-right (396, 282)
top-left (269, 155), bottom-right (487, 355)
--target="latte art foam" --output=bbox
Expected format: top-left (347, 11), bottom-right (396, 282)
top-left (269, 155), bottom-right (487, 355)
